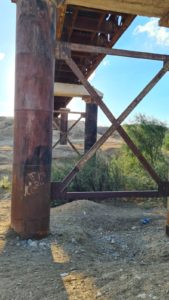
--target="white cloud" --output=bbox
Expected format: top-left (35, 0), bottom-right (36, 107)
top-left (102, 59), bottom-right (110, 67)
top-left (0, 52), bottom-right (5, 61)
top-left (134, 18), bottom-right (169, 47)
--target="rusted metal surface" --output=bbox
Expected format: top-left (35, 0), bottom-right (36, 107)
top-left (67, 138), bottom-right (81, 155)
top-left (51, 181), bottom-right (169, 201)
top-left (166, 224), bottom-right (169, 236)
top-left (50, 182), bottom-right (165, 201)
top-left (60, 109), bottom-right (68, 145)
top-left (11, 0), bottom-right (56, 239)
top-left (66, 190), bottom-right (163, 200)
top-left (52, 111), bottom-right (84, 152)
top-left (60, 57), bottom-right (169, 189)
top-left (68, 114), bottom-right (84, 131)
top-left (57, 41), bottom-right (169, 61)
top-left (166, 196), bottom-right (169, 236)
top-left (84, 103), bottom-right (98, 153)
top-left (11, 0), bottom-right (169, 235)
top-left (158, 181), bottom-right (169, 197)
top-left (53, 118), bottom-right (60, 130)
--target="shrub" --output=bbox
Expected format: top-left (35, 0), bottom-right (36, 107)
top-left (0, 176), bottom-right (11, 190)
top-left (51, 114), bottom-right (169, 206)
top-left (71, 153), bottom-right (125, 191)
top-left (163, 131), bottom-right (169, 151)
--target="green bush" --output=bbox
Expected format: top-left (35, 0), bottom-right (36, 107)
top-left (0, 176), bottom-right (11, 190)
top-left (163, 131), bottom-right (169, 151)
top-left (71, 153), bottom-right (125, 191)
top-left (52, 153), bottom-right (125, 193)
top-left (124, 114), bottom-right (167, 164)
top-left (51, 115), bottom-right (169, 206)
top-left (118, 114), bottom-right (168, 190)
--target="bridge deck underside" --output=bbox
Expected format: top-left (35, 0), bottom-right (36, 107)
top-left (54, 5), bottom-right (135, 113)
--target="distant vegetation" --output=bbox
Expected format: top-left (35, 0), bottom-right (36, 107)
top-left (0, 176), bottom-right (11, 191)
top-left (52, 114), bottom-right (169, 205)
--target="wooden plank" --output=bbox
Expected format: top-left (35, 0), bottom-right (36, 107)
top-left (66, 0), bottom-right (169, 19)
top-left (159, 11), bottom-right (169, 28)
top-left (56, 3), bottom-right (67, 39)
top-left (84, 15), bottom-right (135, 79)
top-left (65, 15), bottom-right (115, 34)
top-left (54, 82), bottom-right (103, 97)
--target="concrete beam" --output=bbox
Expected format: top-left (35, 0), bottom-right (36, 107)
top-left (54, 82), bottom-right (103, 98)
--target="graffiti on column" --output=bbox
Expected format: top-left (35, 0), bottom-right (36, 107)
top-left (24, 145), bottom-right (51, 197)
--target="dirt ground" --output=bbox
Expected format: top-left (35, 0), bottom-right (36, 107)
top-left (1, 116), bottom-right (169, 299)
top-left (1, 198), bottom-right (169, 300)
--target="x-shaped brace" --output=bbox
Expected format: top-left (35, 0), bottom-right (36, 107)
top-left (52, 115), bottom-right (83, 155)
top-left (55, 44), bottom-right (169, 191)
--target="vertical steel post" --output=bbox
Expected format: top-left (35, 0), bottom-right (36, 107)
top-left (166, 177), bottom-right (169, 236)
top-left (84, 102), bottom-right (98, 153)
top-left (60, 110), bottom-right (68, 145)
top-left (11, 0), bottom-right (56, 238)
top-left (166, 201), bottom-right (169, 236)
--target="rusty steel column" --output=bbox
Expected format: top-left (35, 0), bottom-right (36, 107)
top-left (60, 109), bottom-right (69, 145)
top-left (84, 102), bottom-right (98, 153)
top-left (11, 0), bottom-right (56, 238)
top-left (166, 196), bottom-right (169, 236)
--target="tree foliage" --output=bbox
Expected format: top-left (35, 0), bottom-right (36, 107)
top-left (52, 114), bottom-right (169, 206)
top-left (124, 114), bottom-right (167, 164)
top-left (163, 131), bottom-right (169, 151)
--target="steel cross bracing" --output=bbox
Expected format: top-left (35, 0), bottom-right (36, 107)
top-left (52, 111), bottom-right (85, 155)
top-left (51, 41), bottom-right (169, 200)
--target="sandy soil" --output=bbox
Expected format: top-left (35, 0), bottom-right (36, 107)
top-left (1, 116), bottom-right (169, 299)
top-left (1, 198), bottom-right (169, 300)
top-left (0, 116), bottom-right (122, 163)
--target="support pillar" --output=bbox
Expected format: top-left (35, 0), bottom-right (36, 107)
top-left (84, 102), bottom-right (98, 153)
top-left (60, 109), bottom-right (69, 145)
top-left (166, 194), bottom-right (169, 235)
top-left (11, 0), bottom-right (56, 238)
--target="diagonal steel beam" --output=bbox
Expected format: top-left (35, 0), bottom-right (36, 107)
top-left (52, 139), bottom-right (61, 149)
top-left (59, 58), bottom-right (169, 190)
top-left (67, 137), bottom-right (81, 156)
top-left (53, 118), bottom-right (60, 130)
top-left (68, 115), bottom-right (83, 133)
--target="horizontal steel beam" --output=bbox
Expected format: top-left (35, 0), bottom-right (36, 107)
top-left (50, 183), bottom-right (165, 200)
top-left (61, 42), bottom-right (169, 61)
top-left (66, 191), bottom-right (162, 199)
top-left (54, 110), bottom-right (86, 116)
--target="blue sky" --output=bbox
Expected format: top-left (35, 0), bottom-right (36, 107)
top-left (1, 1), bottom-right (169, 126)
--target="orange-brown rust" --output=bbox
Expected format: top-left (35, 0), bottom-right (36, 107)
top-left (11, 0), bottom-right (56, 239)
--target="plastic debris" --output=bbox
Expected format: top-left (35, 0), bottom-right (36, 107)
top-left (140, 218), bottom-right (151, 225)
